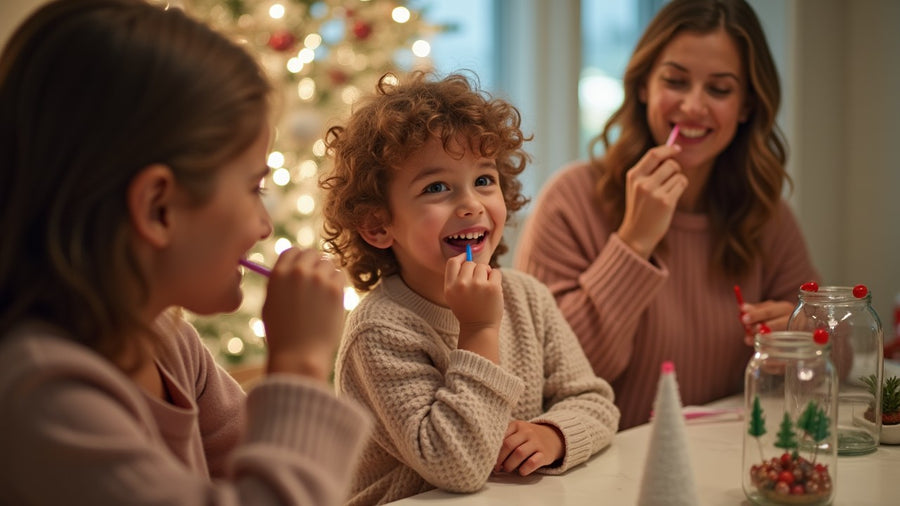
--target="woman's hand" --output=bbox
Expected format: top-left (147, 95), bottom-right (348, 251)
top-left (444, 252), bottom-right (503, 363)
top-left (262, 248), bottom-right (346, 382)
top-left (617, 144), bottom-right (687, 259)
top-left (741, 300), bottom-right (797, 346)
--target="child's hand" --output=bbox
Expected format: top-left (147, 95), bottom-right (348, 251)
top-left (741, 300), bottom-right (796, 346)
top-left (494, 420), bottom-right (565, 476)
top-left (444, 252), bottom-right (503, 363)
top-left (261, 248), bottom-right (346, 382)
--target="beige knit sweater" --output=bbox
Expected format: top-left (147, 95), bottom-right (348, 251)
top-left (334, 269), bottom-right (619, 505)
top-left (514, 162), bottom-right (820, 429)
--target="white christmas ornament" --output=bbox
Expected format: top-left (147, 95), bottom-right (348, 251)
top-left (637, 361), bottom-right (700, 506)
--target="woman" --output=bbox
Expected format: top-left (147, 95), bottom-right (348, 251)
top-left (515, 0), bottom-right (818, 429)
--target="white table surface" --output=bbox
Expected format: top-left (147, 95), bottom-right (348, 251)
top-left (389, 401), bottom-right (900, 505)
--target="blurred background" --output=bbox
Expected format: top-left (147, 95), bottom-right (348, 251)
top-left (2, 0), bottom-right (897, 368)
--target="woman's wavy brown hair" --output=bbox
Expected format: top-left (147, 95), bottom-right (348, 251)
top-left (0, 0), bottom-right (270, 362)
top-left (590, 0), bottom-right (788, 281)
top-left (321, 71), bottom-right (530, 292)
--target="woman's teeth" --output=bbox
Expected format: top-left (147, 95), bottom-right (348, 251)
top-left (678, 126), bottom-right (706, 138)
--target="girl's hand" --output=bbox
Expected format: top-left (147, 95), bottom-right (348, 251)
top-left (617, 144), bottom-right (688, 259)
top-left (444, 252), bottom-right (503, 363)
top-left (261, 248), bottom-right (346, 381)
top-left (741, 300), bottom-right (797, 346)
top-left (494, 420), bottom-right (564, 476)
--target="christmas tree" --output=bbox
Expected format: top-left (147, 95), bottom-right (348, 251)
top-left (160, 0), bottom-right (442, 367)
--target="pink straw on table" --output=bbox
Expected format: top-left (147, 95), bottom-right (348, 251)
top-left (665, 124), bottom-right (680, 146)
top-left (240, 258), bottom-right (271, 277)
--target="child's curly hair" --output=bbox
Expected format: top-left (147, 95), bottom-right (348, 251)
top-left (321, 71), bottom-right (530, 292)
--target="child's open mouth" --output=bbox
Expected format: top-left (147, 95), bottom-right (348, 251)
top-left (444, 231), bottom-right (487, 249)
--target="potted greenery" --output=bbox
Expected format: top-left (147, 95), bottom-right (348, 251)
top-left (860, 374), bottom-right (900, 444)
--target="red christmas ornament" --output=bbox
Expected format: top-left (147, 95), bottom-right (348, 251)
top-left (352, 20), bottom-right (373, 40)
top-left (813, 328), bottom-right (829, 344)
top-left (267, 30), bottom-right (296, 52)
top-left (328, 68), bottom-right (349, 85)
top-left (800, 281), bottom-right (819, 292)
top-left (853, 284), bottom-right (868, 298)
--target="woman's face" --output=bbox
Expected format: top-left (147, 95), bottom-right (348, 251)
top-left (640, 28), bottom-right (749, 175)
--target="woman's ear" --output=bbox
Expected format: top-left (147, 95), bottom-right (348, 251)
top-left (127, 164), bottom-right (176, 248)
top-left (358, 211), bottom-right (393, 249)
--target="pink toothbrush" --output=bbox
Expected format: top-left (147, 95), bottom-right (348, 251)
top-left (240, 258), bottom-right (271, 277)
top-left (665, 124), bottom-right (680, 146)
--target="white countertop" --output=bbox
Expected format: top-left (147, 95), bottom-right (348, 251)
top-left (389, 406), bottom-right (900, 505)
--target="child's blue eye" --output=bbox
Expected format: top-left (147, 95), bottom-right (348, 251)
top-left (423, 182), bottom-right (449, 193)
top-left (475, 175), bottom-right (495, 186)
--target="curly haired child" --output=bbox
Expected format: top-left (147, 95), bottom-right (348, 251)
top-left (321, 71), bottom-right (620, 505)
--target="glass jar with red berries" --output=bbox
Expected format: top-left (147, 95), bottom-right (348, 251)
top-left (743, 330), bottom-right (838, 506)
top-left (787, 284), bottom-right (885, 455)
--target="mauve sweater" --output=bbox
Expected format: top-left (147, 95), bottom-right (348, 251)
top-left (514, 162), bottom-right (819, 429)
top-left (0, 311), bottom-right (371, 505)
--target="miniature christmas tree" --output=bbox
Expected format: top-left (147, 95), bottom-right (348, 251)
top-left (637, 361), bottom-right (700, 506)
top-left (773, 412), bottom-right (798, 459)
top-left (747, 396), bottom-right (767, 461)
top-left (747, 399), bottom-right (833, 502)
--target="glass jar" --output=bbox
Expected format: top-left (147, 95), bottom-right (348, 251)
top-left (743, 331), bottom-right (837, 506)
top-left (787, 286), bottom-right (884, 455)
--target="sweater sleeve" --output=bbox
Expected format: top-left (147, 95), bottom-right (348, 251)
top-left (523, 277), bottom-right (620, 473)
top-left (0, 330), bottom-right (371, 506)
top-left (338, 320), bottom-right (525, 493)
top-left (514, 163), bottom-right (668, 381)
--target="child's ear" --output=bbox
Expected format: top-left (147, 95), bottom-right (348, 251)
top-left (358, 212), bottom-right (393, 249)
top-left (127, 164), bottom-right (176, 248)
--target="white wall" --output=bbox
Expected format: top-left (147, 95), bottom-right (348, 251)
top-left (789, 0), bottom-right (900, 327)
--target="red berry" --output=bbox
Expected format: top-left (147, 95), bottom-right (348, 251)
top-left (791, 484), bottom-right (805, 495)
top-left (758, 323), bottom-right (771, 335)
top-left (778, 470), bottom-right (795, 485)
top-left (853, 284), bottom-right (868, 298)
top-left (780, 453), bottom-right (792, 467)
top-left (813, 328), bottom-right (829, 344)
top-left (801, 281), bottom-right (819, 292)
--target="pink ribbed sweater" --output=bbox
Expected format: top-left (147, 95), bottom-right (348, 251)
top-left (514, 162), bottom-right (819, 429)
top-left (0, 312), bottom-right (372, 505)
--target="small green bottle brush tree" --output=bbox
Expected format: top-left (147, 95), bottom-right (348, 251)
top-left (862, 374), bottom-right (900, 425)
top-left (747, 397), bottom-right (833, 502)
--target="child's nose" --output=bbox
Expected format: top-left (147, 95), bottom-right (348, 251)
top-left (456, 192), bottom-right (484, 217)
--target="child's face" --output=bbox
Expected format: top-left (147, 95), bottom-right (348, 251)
top-left (641, 28), bottom-right (749, 175)
top-left (164, 124), bottom-right (273, 315)
top-left (381, 135), bottom-right (506, 301)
